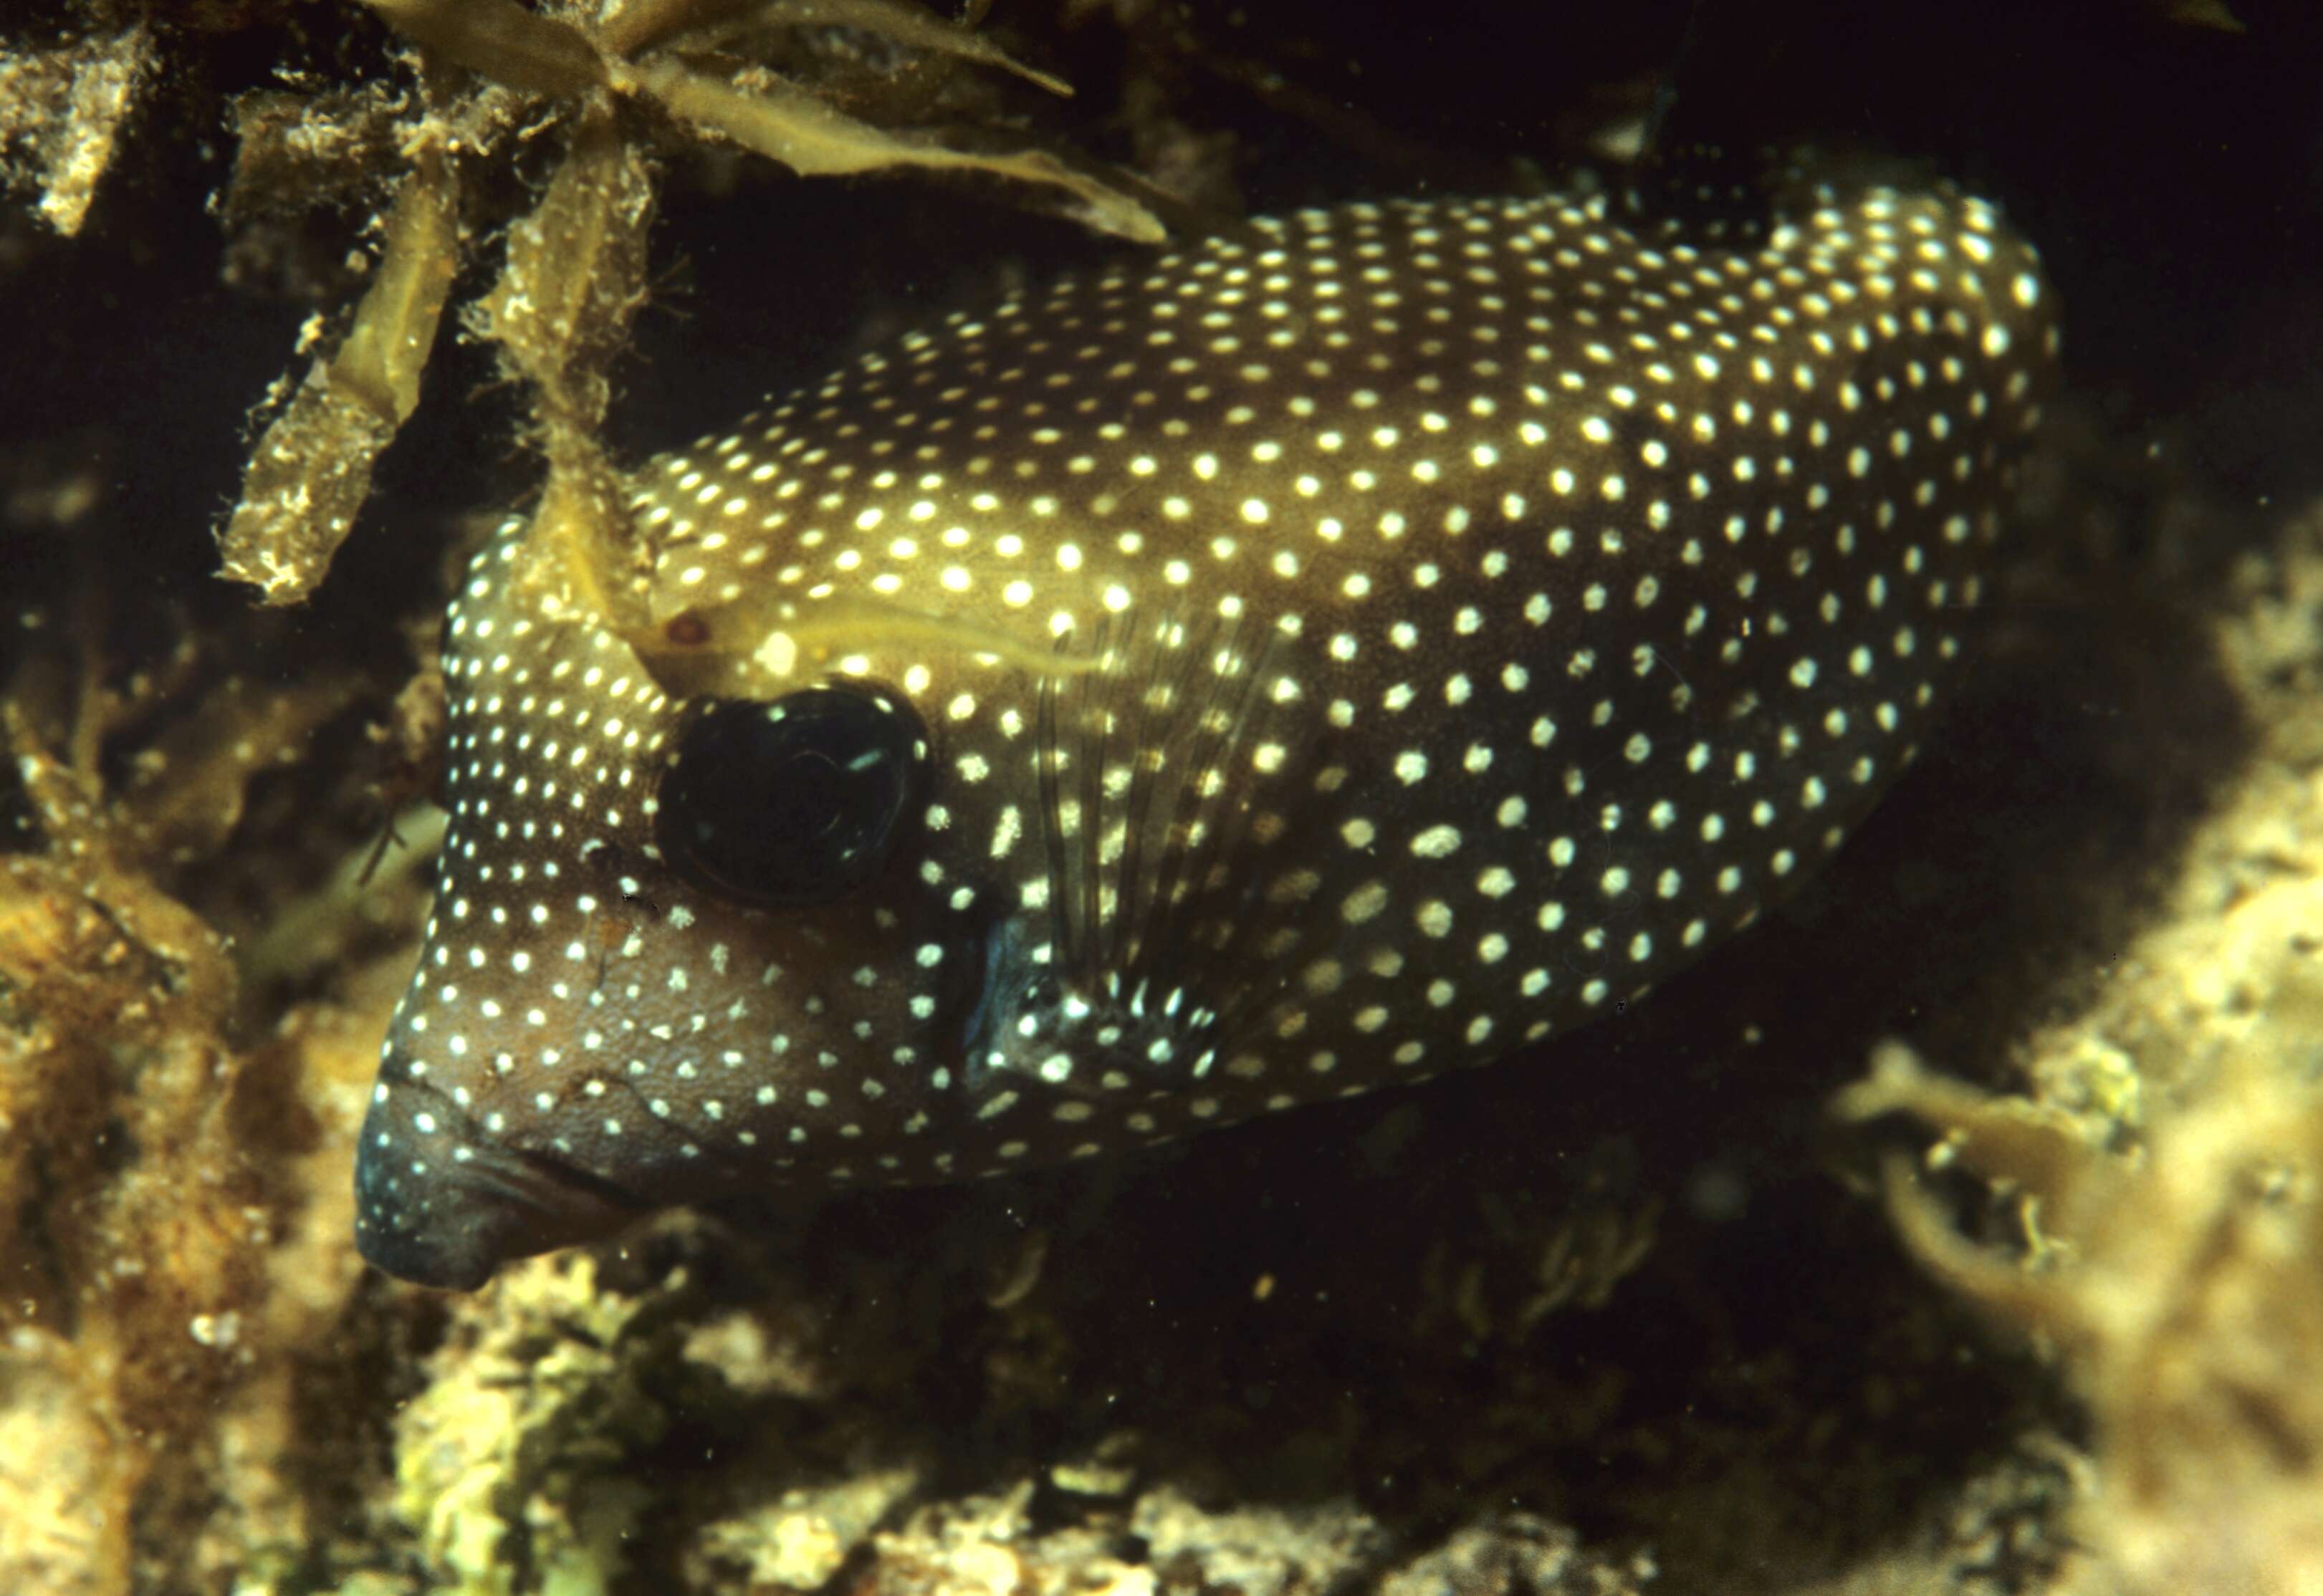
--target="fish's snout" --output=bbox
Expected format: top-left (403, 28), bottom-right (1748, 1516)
top-left (353, 1056), bottom-right (638, 1290)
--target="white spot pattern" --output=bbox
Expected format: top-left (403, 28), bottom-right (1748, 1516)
top-left (355, 158), bottom-right (2058, 1287)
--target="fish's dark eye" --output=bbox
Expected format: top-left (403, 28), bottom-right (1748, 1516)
top-left (654, 685), bottom-right (928, 908)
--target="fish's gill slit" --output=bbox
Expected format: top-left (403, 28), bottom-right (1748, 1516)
top-left (1168, 618), bottom-right (1306, 1044)
top-left (1034, 628), bottom-right (1078, 978)
top-left (1012, 602), bottom-right (1300, 1084)
top-left (1121, 611), bottom-right (1224, 979)
top-left (1073, 612), bottom-right (1111, 991)
top-left (1101, 610), bottom-right (1180, 979)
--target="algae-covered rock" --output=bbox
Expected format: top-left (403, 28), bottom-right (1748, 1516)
top-left (392, 1253), bottom-right (700, 1596)
top-left (1377, 1514), bottom-right (1654, 1596)
top-left (1130, 1485), bottom-right (1386, 1596)
top-left (686, 1460), bottom-right (922, 1592)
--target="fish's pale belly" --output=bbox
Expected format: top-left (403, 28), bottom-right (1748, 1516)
top-left (355, 155), bottom-right (2058, 1289)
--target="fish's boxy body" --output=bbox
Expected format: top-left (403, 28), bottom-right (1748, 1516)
top-left (356, 154), bottom-right (2058, 1289)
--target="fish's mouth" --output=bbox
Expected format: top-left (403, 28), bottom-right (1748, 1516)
top-left (353, 1069), bottom-right (644, 1291)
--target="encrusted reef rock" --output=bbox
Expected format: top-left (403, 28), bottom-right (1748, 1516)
top-left (1839, 503), bottom-right (2323, 1596)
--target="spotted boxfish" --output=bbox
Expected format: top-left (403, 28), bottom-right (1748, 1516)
top-left (355, 150), bottom-right (2058, 1289)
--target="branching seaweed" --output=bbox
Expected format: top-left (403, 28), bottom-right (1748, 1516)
top-left (211, 0), bottom-right (1162, 607)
